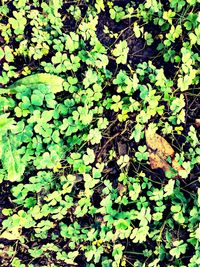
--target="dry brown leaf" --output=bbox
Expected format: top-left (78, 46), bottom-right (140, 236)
top-left (145, 128), bottom-right (184, 174)
top-left (117, 183), bottom-right (127, 196)
top-left (148, 152), bottom-right (171, 172)
top-left (195, 119), bottom-right (200, 128)
top-left (145, 129), bottom-right (174, 158)
top-left (172, 158), bottom-right (184, 172)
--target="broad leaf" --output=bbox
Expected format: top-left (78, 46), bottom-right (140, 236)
top-left (7, 73), bottom-right (64, 94)
top-left (145, 127), bottom-right (184, 175)
top-left (0, 134), bottom-right (25, 182)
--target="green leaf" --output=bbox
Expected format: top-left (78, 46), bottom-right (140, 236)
top-left (130, 123), bottom-right (144, 142)
top-left (0, 48), bottom-right (4, 60)
top-left (0, 114), bottom-right (15, 134)
top-left (169, 241), bottom-right (187, 258)
top-left (4, 46), bottom-right (14, 62)
top-left (83, 148), bottom-right (95, 165)
top-left (173, 212), bottom-right (185, 224)
top-left (164, 179), bottom-right (175, 197)
top-left (133, 22), bottom-right (143, 38)
top-left (186, 0), bottom-right (196, 5)
top-left (65, 32), bottom-right (79, 53)
top-left (52, 130), bottom-right (60, 143)
top-left (95, 0), bottom-right (105, 13)
top-left (114, 219), bottom-right (130, 230)
top-left (171, 205), bottom-right (182, 213)
top-left (112, 40), bottom-right (129, 64)
top-left (88, 128), bottom-right (102, 144)
top-left (0, 134), bottom-right (24, 182)
top-left (129, 183), bottom-right (141, 201)
top-left (130, 226), bottom-right (149, 243)
top-left (9, 73), bottom-right (65, 94)
top-left (83, 69), bottom-right (98, 88)
top-left (31, 93), bottom-right (44, 106)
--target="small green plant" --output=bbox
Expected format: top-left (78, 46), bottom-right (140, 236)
top-left (135, 145), bottom-right (149, 161)
top-left (9, 10), bottom-right (27, 35)
top-left (0, 0), bottom-right (199, 266)
top-left (169, 240), bottom-right (188, 259)
top-left (112, 40), bottom-right (129, 64)
top-left (109, 5), bottom-right (125, 22)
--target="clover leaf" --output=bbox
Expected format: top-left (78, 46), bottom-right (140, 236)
top-left (112, 40), bottom-right (129, 64)
top-left (83, 148), bottom-right (95, 165)
top-left (88, 128), bottom-right (102, 144)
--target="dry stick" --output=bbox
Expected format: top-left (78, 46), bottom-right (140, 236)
top-left (108, 23), bottom-right (134, 50)
top-left (128, 43), bottom-right (146, 56)
top-left (108, 21), bottom-right (148, 50)
top-left (96, 121), bottom-right (129, 161)
top-left (182, 177), bottom-right (200, 188)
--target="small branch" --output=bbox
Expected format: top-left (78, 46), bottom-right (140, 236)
top-left (96, 121), bottom-right (129, 161)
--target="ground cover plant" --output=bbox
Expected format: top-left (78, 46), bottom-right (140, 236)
top-left (0, 0), bottom-right (200, 266)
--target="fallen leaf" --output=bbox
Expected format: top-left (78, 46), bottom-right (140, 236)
top-left (117, 183), bottom-right (127, 196)
top-left (145, 128), bottom-right (174, 158)
top-left (0, 245), bottom-right (11, 261)
top-left (117, 141), bottom-right (127, 156)
top-left (148, 152), bottom-right (171, 172)
top-left (172, 158), bottom-right (184, 172)
top-left (195, 119), bottom-right (200, 128)
top-left (145, 128), bottom-right (184, 175)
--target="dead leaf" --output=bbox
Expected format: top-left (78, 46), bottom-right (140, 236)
top-left (117, 141), bottom-right (127, 156)
top-left (117, 183), bottom-right (127, 196)
top-left (145, 128), bottom-right (184, 174)
top-left (195, 119), bottom-right (200, 128)
top-left (145, 129), bottom-right (174, 158)
top-left (0, 245), bottom-right (10, 260)
top-left (171, 158), bottom-right (184, 172)
top-left (148, 152), bottom-right (171, 172)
